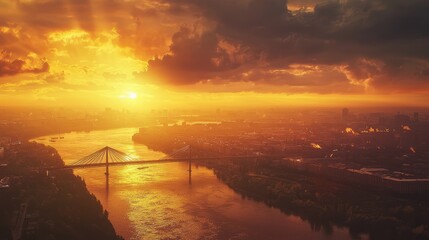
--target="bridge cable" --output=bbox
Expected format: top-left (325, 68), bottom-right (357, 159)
top-left (71, 147), bottom-right (105, 166)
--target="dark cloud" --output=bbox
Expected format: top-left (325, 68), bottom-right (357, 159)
top-left (146, 0), bottom-right (429, 92)
top-left (0, 56), bottom-right (49, 77)
top-left (147, 27), bottom-right (238, 84)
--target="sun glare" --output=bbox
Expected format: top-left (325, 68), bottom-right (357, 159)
top-left (128, 92), bottom-right (137, 99)
top-left (118, 92), bottom-right (138, 100)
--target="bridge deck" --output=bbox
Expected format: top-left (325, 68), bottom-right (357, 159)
top-left (47, 156), bottom-right (256, 170)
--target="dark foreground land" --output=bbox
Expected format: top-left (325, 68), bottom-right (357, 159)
top-left (134, 129), bottom-right (429, 240)
top-left (0, 142), bottom-right (122, 240)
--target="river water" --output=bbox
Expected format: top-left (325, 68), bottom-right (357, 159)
top-left (33, 128), bottom-right (356, 240)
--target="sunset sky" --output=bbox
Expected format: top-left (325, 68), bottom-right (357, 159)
top-left (1, 0), bottom-right (428, 109)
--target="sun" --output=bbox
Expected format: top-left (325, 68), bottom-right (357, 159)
top-left (118, 92), bottom-right (138, 100)
top-left (128, 92), bottom-right (137, 99)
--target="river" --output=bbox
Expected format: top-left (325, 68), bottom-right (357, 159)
top-left (32, 128), bottom-right (357, 240)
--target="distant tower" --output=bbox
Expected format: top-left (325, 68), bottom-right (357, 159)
top-left (342, 108), bottom-right (349, 121)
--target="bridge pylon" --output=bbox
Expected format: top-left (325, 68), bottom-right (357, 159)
top-left (105, 146), bottom-right (109, 176)
top-left (66, 146), bottom-right (135, 177)
top-left (188, 144), bottom-right (192, 173)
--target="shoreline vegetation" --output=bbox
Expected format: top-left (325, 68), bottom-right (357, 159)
top-left (133, 131), bottom-right (429, 240)
top-left (0, 142), bottom-right (123, 240)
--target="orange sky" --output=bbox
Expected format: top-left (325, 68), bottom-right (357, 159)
top-left (0, 0), bottom-right (428, 110)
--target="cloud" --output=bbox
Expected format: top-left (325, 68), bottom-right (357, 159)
top-left (1, 0), bottom-right (429, 94)
top-left (144, 0), bottom-right (429, 92)
top-left (0, 20), bottom-right (50, 80)
top-left (147, 27), bottom-right (239, 84)
top-left (0, 54), bottom-right (49, 77)
top-left (43, 71), bottom-right (65, 84)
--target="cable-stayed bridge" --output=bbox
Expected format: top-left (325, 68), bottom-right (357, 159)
top-left (46, 145), bottom-right (255, 177)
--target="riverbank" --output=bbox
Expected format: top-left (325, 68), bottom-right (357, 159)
top-left (0, 142), bottom-right (123, 239)
top-left (133, 131), bottom-right (429, 240)
top-left (1, 121), bottom-right (143, 142)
